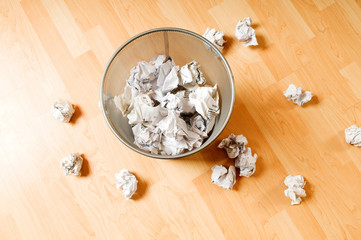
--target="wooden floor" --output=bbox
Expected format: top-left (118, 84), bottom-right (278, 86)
top-left (1, 0), bottom-right (361, 239)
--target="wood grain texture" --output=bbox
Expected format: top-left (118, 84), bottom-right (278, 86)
top-left (1, 0), bottom-right (361, 239)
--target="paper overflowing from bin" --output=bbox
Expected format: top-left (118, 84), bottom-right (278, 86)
top-left (114, 55), bottom-right (220, 156)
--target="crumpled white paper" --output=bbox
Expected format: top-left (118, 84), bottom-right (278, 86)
top-left (283, 84), bottom-right (313, 106)
top-left (218, 133), bottom-right (248, 158)
top-left (203, 28), bottom-right (225, 52)
top-left (160, 91), bottom-right (194, 114)
top-left (114, 84), bottom-right (133, 115)
top-left (115, 169), bottom-right (138, 200)
top-left (235, 147), bottom-right (257, 177)
top-left (150, 54), bottom-right (167, 69)
top-left (235, 17), bottom-right (258, 47)
top-left (127, 61), bottom-right (157, 93)
top-left (190, 114), bottom-right (215, 139)
top-left (189, 84), bottom-right (219, 120)
top-left (156, 58), bottom-right (174, 90)
top-left (52, 99), bottom-right (75, 123)
top-left (161, 92), bottom-right (182, 111)
top-left (162, 65), bottom-right (180, 93)
top-left (127, 94), bottom-right (165, 125)
top-left (211, 165), bottom-right (236, 190)
top-left (179, 61), bottom-right (206, 86)
top-left (114, 55), bottom-right (220, 156)
top-left (158, 110), bottom-right (202, 155)
top-left (345, 125), bottom-right (361, 146)
top-left (132, 123), bottom-right (162, 154)
top-left (60, 153), bottom-right (83, 176)
top-left (284, 175), bottom-right (306, 205)
top-left (218, 133), bottom-right (257, 177)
